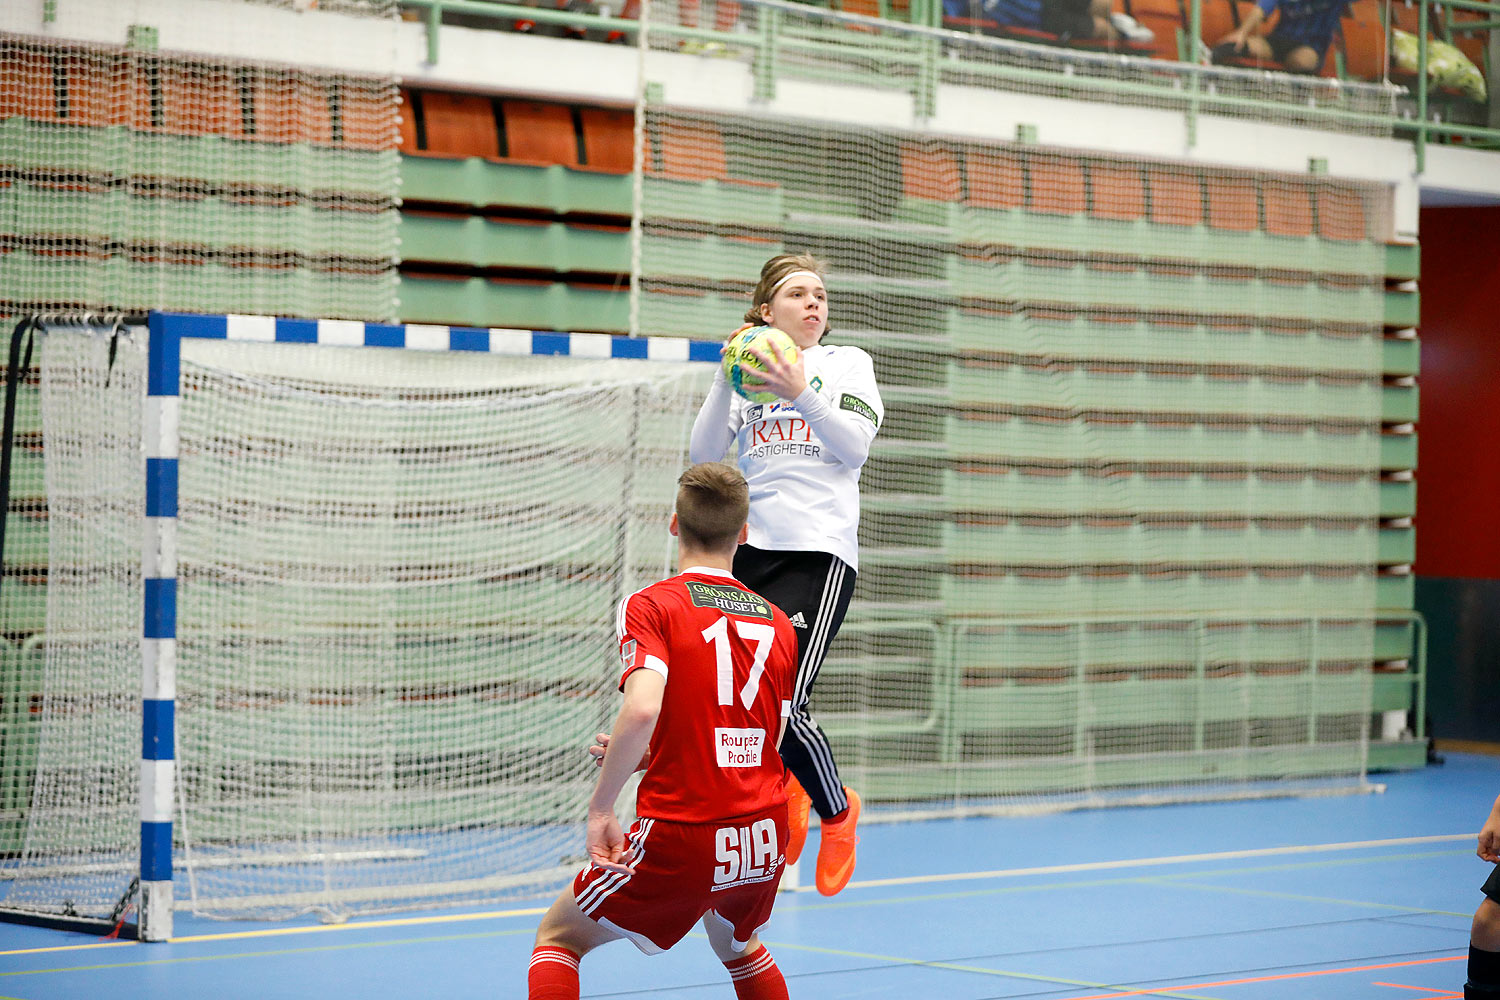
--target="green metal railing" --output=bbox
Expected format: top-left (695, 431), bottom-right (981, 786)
top-left (0, 609), bottom-right (1428, 852)
top-left (1409, 0), bottom-right (1500, 168)
top-left (399, 0), bottom-right (1500, 169)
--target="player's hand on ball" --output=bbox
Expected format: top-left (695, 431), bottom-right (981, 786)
top-left (741, 336), bottom-right (807, 401)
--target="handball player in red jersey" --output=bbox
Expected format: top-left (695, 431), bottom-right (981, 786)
top-left (528, 462), bottom-right (800, 1000)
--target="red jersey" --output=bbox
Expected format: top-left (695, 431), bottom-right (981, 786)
top-left (615, 566), bottom-right (799, 824)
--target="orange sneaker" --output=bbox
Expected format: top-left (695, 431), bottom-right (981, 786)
top-left (814, 786), bottom-right (860, 897)
top-left (784, 775), bottom-right (811, 865)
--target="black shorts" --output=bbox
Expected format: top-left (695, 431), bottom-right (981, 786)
top-left (1265, 29), bottom-right (1330, 66)
top-left (731, 545), bottom-right (857, 676)
top-left (1485, 864), bottom-right (1500, 903)
top-left (1040, 0), bottom-right (1096, 40)
top-left (732, 544), bottom-right (857, 815)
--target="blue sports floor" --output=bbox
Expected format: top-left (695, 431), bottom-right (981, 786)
top-left (1, 751), bottom-right (1494, 999)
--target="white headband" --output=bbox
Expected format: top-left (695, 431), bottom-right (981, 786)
top-left (769, 269), bottom-right (824, 295)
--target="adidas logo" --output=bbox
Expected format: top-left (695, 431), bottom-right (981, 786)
top-left (788, 612), bottom-right (808, 629)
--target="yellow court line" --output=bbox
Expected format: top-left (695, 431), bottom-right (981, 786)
top-left (171, 905), bottom-right (549, 944)
top-left (0, 832), bottom-right (1470, 956)
top-left (0, 928), bottom-right (537, 978)
top-left (0, 905), bottom-right (548, 957)
top-left (0, 940), bottom-right (139, 958)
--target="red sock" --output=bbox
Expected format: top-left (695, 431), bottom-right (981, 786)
top-left (724, 945), bottom-right (788, 1000)
top-left (528, 945), bottom-right (581, 1000)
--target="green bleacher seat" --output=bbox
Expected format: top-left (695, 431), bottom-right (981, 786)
top-left (398, 214), bottom-right (629, 272)
top-left (400, 156), bottom-right (633, 216)
top-left (397, 274), bottom-right (629, 331)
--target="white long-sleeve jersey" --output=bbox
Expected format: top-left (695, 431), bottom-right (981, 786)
top-left (689, 343), bottom-right (883, 570)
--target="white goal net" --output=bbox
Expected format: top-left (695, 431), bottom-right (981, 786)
top-left (1, 319), bottom-right (711, 925)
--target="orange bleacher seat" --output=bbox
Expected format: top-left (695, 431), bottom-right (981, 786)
top-left (1029, 155), bottom-right (1086, 215)
top-left (1199, 0), bottom-right (1246, 46)
top-left (501, 100), bottom-right (579, 166)
top-left (0, 46), bottom-right (61, 121)
top-left (1146, 167), bottom-right (1203, 227)
top-left (1338, 2), bottom-right (1387, 81)
top-left (651, 120), bottom-right (730, 181)
top-left (579, 107), bottom-right (635, 173)
top-left (717, 0), bottom-right (743, 30)
top-left (677, 0), bottom-right (742, 30)
top-left (397, 88), bottom-right (420, 153)
top-left (10, 45), bottom-right (122, 128)
top-left (1204, 173), bottom-right (1259, 231)
top-left (1316, 187), bottom-right (1369, 241)
top-left (337, 79), bottom-right (397, 151)
top-left (1122, 0), bottom-right (1188, 61)
top-left (65, 50), bottom-right (125, 128)
top-left (964, 149), bottom-right (1024, 209)
top-left (902, 143), bottom-right (961, 202)
top-left (840, 0), bottom-right (883, 30)
top-left (1446, 11), bottom-right (1489, 87)
top-left (251, 71), bottom-right (333, 144)
top-left (135, 62), bottom-right (245, 138)
top-left (1263, 183), bottom-right (1314, 237)
top-left (418, 92), bottom-right (500, 158)
top-left (1089, 162), bottom-right (1146, 220)
top-left (1387, 2), bottom-right (1421, 39)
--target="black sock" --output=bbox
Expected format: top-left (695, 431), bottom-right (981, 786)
top-left (1469, 945), bottom-right (1500, 998)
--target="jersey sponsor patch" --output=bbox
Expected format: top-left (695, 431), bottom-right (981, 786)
top-left (619, 638), bottom-right (637, 672)
top-left (715, 727), bottom-right (766, 767)
top-left (839, 392), bottom-right (878, 426)
top-left (684, 581), bottom-right (774, 620)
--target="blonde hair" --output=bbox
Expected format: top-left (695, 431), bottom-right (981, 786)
top-left (675, 462), bottom-right (749, 553)
top-left (742, 252), bottom-right (830, 332)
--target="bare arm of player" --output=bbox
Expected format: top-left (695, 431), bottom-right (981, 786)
top-left (586, 731), bottom-right (650, 771)
top-left (1479, 794), bottom-right (1500, 863)
top-left (586, 668), bottom-right (665, 875)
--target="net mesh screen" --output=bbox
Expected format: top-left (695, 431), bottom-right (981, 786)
top-left (0, 0), bottom-right (399, 323)
top-left (3, 326), bottom-right (710, 922)
top-left (636, 97), bottom-right (1390, 813)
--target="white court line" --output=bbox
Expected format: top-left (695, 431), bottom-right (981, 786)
top-left (786, 833), bottom-right (1478, 893)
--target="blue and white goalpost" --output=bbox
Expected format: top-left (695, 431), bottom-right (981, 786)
top-left (2, 311), bottom-right (718, 941)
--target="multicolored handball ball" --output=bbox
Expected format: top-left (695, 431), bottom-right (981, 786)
top-left (723, 325), bottom-right (800, 403)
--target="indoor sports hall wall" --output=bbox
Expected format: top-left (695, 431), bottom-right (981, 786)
top-left (0, 10), bottom-right (401, 323)
top-left (0, 0), bottom-right (1455, 925)
top-left (635, 103), bottom-right (1413, 811)
top-left (1412, 203), bottom-right (1500, 748)
top-left (0, 0), bottom-right (403, 861)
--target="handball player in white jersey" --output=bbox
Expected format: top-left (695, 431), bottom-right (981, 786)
top-left (689, 252), bottom-right (884, 897)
